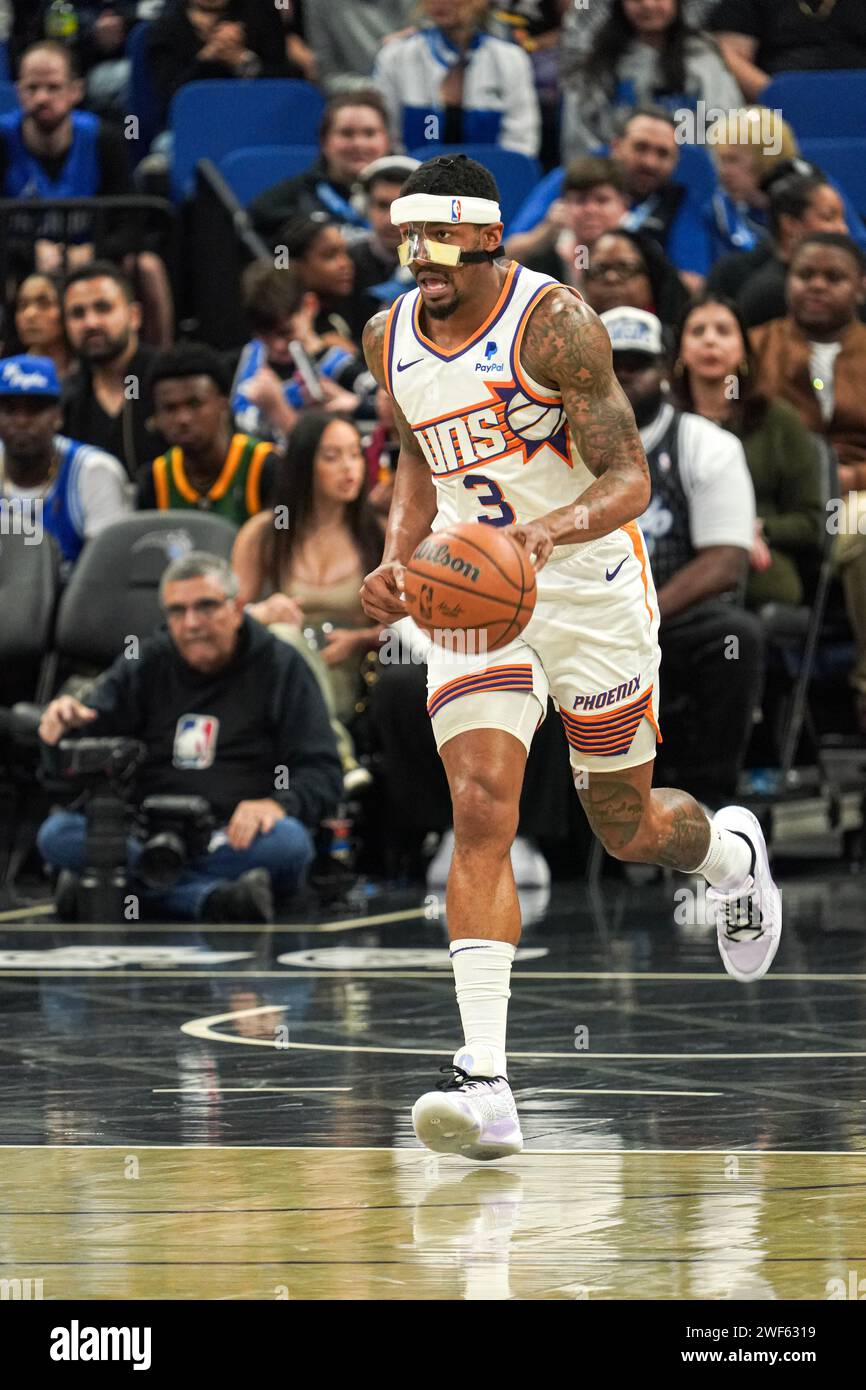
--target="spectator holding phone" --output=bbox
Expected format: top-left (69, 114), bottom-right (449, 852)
top-left (231, 262), bottom-right (375, 447)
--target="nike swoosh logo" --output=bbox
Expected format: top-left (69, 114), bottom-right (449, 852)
top-left (396, 357), bottom-right (422, 372)
top-left (605, 556), bottom-right (628, 581)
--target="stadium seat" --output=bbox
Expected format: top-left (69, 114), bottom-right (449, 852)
top-left (761, 71), bottom-right (866, 139)
top-left (0, 80), bottom-right (18, 116)
top-left (218, 145), bottom-right (318, 208)
top-left (0, 528), bottom-right (60, 703)
top-left (409, 144), bottom-right (542, 231)
top-left (673, 142), bottom-right (715, 206)
top-left (0, 531), bottom-right (61, 891)
top-left (126, 22), bottom-right (161, 162)
top-left (170, 80), bottom-right (326, 202)
top-left (51, 512), bottom-right (238, 672)
top-left (799, 138), bottom-right (866, 219)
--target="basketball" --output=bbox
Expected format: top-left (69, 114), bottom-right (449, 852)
top-left (403, 522), bottom-right (537, 652)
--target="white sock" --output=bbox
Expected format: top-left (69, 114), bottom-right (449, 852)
top-left (694, 823), bottom-right (753, 892)
top-left (449, 938), bottom-right (515, 1079)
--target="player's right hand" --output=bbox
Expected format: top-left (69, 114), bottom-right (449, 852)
top-left (360, 561), bottom-right (407, 624)
top-left (39, 697), bottom-right (98, 746)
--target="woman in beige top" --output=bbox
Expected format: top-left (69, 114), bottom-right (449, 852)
top-left (233, 412), bottom-right (384, 726)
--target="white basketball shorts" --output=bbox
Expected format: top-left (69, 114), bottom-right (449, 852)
top-left (424, 522), bottom-right (662, 775)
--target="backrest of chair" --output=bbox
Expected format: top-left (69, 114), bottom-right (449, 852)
top-left (127, 22), bottom-right (161, 161)
top-left (0, 80), bottom-right (18, 116)
top-left (171, 80), bottom-right (326, 201)
top-left (218, 145), bottom-right (318, 207)
top-left (0, 528), bottom-right (59, 661)
top-left (761, 71), bottom-right (866, 139)
top-left (798, 138), bottom-right (866, 217)
top-left (674, 142), bottom-right (716, 206)
top-left (54, 512), bottom-right (238, 668)
top-left (409, 144), bottom-right (542, 230)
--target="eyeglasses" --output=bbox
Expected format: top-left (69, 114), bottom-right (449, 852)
top-left (584, 260), bottom-right (648, 282)
top-left (163, 598), bottom-right (229, 620)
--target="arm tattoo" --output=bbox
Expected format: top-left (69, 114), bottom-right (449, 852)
top-left (521, 288), bottom-right (651, 535)
top-left (578, 779), bottom-right (643, 852)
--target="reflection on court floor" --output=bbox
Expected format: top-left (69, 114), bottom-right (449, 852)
top-left (1, 870), bottom-right (864, 1300)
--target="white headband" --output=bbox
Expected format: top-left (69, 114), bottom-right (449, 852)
top-left (390, 193), bottom-right (502, 226)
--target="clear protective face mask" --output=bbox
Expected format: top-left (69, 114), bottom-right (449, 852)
top-left (396, 225), bottom-right (491, 268)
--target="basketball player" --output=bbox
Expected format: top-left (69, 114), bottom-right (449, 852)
top-left (361, 155), bottom-right (781, 1161)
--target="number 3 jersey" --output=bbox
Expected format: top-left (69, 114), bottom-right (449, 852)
top-left (382, 262), bottom-right (596, 539)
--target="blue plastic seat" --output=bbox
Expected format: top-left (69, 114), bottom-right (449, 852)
top-left (761, 71), bottom-right (866, 139)
top-left (408, 143), bottom-right (542, 231)
top-left (126, 22), bottom-right (161, 162)
top-left (799, 137), bottom-right (866, 219)
top-left (0, 79), bottom-right (18, 116)
top-left (170, 80), bottom-right (326, 202)
top-left (218, 145), bottom-right (318, 207)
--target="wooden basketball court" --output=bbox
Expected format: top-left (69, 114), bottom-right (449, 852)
top-left (1, 868), bottom-right (864, 1301)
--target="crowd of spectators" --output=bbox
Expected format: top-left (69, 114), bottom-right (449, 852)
top-left (1, 0), bottom-right (865, 911)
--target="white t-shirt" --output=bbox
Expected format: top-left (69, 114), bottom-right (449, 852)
top-left (0, 436), bottom-right (132, 538)
top-left (808, 340), bottom-right (843, 423)
top-left (638, 402), bottom-right (756, 551)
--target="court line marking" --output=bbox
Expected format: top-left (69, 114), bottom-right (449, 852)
top-left (0, 969), bottom-right (864, 981)
top-left (0, 906), bottom-right (426, 932)
top-left (529, 1088), bottom-right (723, 1097)
top-left (181, 1005), bottom-right (866, 1060)
top-left (152, 1087), bottom-right (351, 1094)
top-left (3, 1144), bottom-right (863, 1156)
top-left (0, 904), bottom-right (54, 921)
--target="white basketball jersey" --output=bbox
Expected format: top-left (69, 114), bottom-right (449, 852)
top-left (383, 263), bottom-right (595, 534)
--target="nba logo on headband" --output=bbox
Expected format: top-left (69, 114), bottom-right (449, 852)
top-left (451, 198), bottom-right (461, 222)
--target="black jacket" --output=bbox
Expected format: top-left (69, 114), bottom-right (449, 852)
top-left (249, 161), bottom-right (357, 246)
top-left (76, 615), bottom-right (342, 825)
top-left (62, 344), bottom-right (167, 481)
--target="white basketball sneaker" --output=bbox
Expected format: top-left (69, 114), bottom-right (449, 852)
top-left (705, 806), bottom-right (782, 983)
top-left (412, 1063), bottom-right (523, 1162)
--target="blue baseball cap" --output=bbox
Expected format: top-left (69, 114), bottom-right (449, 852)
top-left (0, 355), bottom-right (62, 399)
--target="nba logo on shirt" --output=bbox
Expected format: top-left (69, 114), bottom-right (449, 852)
top-left (173, 714), bottom-right (219, 769)
top-left (451, 198), bottom-right (461, 221)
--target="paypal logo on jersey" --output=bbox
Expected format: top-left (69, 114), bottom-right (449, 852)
top-left (475, 340), bottom-right (504, 374)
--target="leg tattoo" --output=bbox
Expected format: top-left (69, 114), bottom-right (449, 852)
top-left (579, 779), bottom-right (643, 853)
top-left (648, 789), bottom-right (711, 871)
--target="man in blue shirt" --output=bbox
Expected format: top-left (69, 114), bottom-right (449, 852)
top-left (0, 353), bottom-right (130, 570)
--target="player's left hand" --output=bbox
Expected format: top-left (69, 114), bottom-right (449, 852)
top-left (500, 520), bottom-right (555, 571)
top-left (227, 798), bottom-right (285, 851)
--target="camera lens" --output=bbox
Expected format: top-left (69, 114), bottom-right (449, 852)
top-left (137, 832), bottom-right (186, 888)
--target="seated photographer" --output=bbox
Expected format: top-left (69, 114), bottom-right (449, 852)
top-left (36, 552), bottom-right (343, 923)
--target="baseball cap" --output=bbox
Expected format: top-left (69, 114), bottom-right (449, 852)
top-left (599, 307), bottom-right (664, 357)
top-left (0, 355), bottom-right (62, 399)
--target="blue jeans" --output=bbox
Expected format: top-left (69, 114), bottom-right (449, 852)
top-left (37, 810), bottom-right (314, 921)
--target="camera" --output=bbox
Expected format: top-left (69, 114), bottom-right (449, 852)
top-left (47, 737), bottom-right (215, 919)
top-left (135, 795), bottom-right (215, 888)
